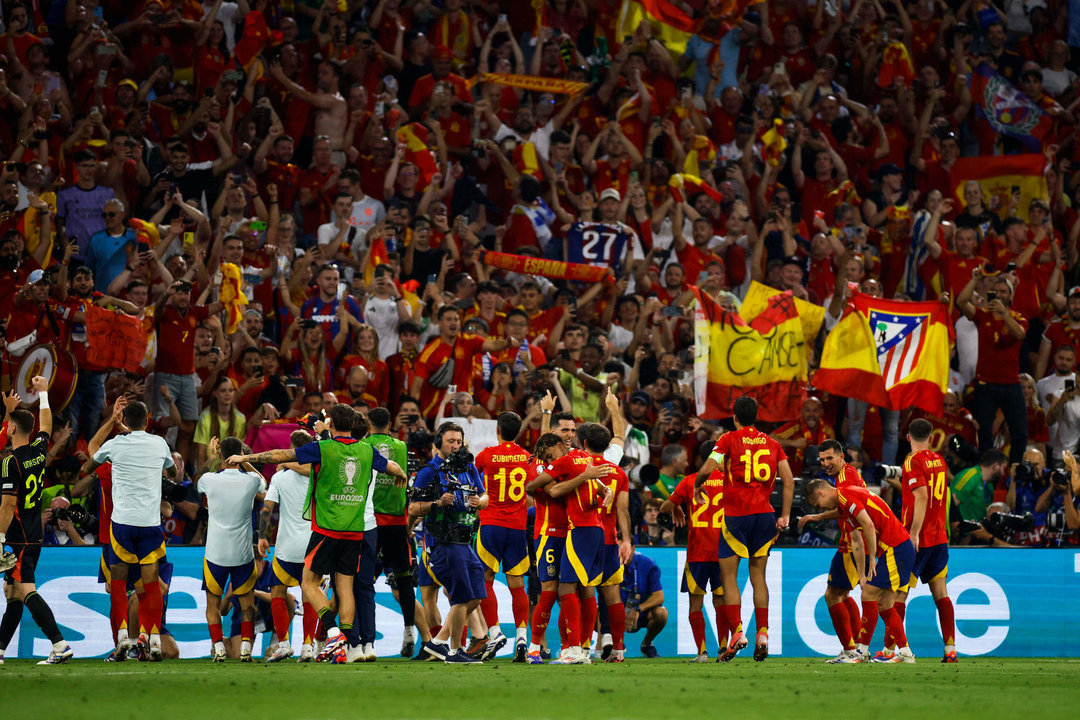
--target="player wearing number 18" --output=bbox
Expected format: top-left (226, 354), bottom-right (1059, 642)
top-left (694, 397), bottom-right (793, 663)
top-left (894, 418), bottom-right (956, 664)
top-left (474, 412), bottom-right (533, 662)
top-left (0, 378), bottom-right (74, 665)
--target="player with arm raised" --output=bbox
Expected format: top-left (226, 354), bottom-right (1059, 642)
top-left (892, 419), bottom-right (956, 663)
top-left (259, 430), bottom-right (316, 663)
top-left (199, 437), bottom-right (267, 663)
top-left (806, 477), bottom-right (917, 663)
top-left (797, 440), bottom-right (868, 663)
top-left (474, 412), bottom-right (533, 662)
top-left (693, 396), bottom-right (793, 662)
top-left (228, 404), bottom-right (407, 663)
top-left (661, 452), bottom-right (725, 662)
top-left (0, 378), bottom-right (74, 665)
top-left (84, 398), bottom-right (176, 662)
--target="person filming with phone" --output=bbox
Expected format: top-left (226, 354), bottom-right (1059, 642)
top-left (1039, 345), bottom-right (1080, 466)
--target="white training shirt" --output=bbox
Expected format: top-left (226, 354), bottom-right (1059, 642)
top-left (93, 431), bottom-right (175, 528)
top-left (266, 468), bottom-right (313, 564)
top-left (199, 468), bottom-right (266, 567)
top-left (363, 295), bottom-right (403, 360)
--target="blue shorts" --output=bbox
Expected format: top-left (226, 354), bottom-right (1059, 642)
top-left (477, 525), bottom-right (530, 576)
top-left (418, 549), bottom-right (438, 588)
top-left (272, 557), bottom-right (304, 587)
top-left (827, 551), bottom-right (869, 591)
top-left (111, 523), bottom-right (168, 566)
top-left (98, 543), bottom-right (118, 583)
top-left (906, 543), bottom-right (949, 589)
top-left (427, 543), bottom-right (487, 605)
top-left (869, 540), bottom-right (916, 592)
top-left (560, 526), bottom-right (604, 587)
top-left (682, 560), bottom-right (723, 595)
top-left (600, 543), bottom-right (624, 586)
top-left (202, 558), bottom-right (258, 596)
top-left (534, 535), bottom-right (565, 584)
top-left (718, 513), bottom-right (777, 559)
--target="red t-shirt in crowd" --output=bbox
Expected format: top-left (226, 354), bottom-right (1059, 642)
top-left (155, 304), bottom-right (210, 376)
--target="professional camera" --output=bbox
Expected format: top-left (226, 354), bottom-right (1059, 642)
top-left (984, 510), bottom-right (1034, 538)
top-left (52, 504), bottom-right (91, 526)
top-left (871, 464), bottom-right (903, 485)
top-left (1013, 461), bottom-right (1048, 489)
top-left (444, 477), bottom-right (480, 498)
top-left (1045, 511), bottom-right (1073, 532)
top-left (161, 477), bottom-right (190, 504)
top-left (441, 447), bottom-right (475, 476)
top-left (1050, 469), bottom-right (1072, 490)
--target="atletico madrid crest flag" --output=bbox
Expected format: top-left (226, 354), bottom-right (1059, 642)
top-left (814, 293), bottom-right (952, 414)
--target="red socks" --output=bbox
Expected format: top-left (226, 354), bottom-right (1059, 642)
top-left (109, 579), bottom-right (128, 641)
top-left (559, 592), bottom-right (581, 647)
top-left (607, 601), bottom-right (626, 651)
top-left (714, 604), bottom-right (728, 647)
top-left (509, 584), bottom-right (529, 629)
top-left (139, 580), bottom-right (162, 635)
top-left (209, 622), bottom-right (224, 644)
top-left (881, 606), bottom-right (907, 648)
top-left (302, 602), bottom-right (317, 645)
top-left (936, 597), bottom-right (955, 647)
top-left (481, 581), bottom-right (499, 630)
top-left (859, 601), bottom-right (879, 646)
top-left (271, 597), bottom-right (290, 643)
top-left (579, 593), bottom-right (598, 648)
top-left (828, 602), bottom-right (854, 649)
top-left (844, 597), bottom-right (861, 638)
top-left (532, 590), bottom-right (556, 645)
top-left (754, 607), bottom-right (768, 636)
top-left (689, 609), bottom-right (706, 655)
top-left (724, 604), bottom-right (742, 638)
top-left (241, 620), bottom-right (254, 644)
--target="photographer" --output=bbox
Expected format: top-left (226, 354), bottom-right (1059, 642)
top-left (393, 396), bottom-right (427, 441)
top-left (41, 497), bottom-right (93, 547)
top-left (1035, 450), bottom-right (1080, 547)
top-left (1007, 448), bottom-right (1049, 516)
top-left (408, 422), bottom-right (490, 664)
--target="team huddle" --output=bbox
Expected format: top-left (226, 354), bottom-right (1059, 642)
top-left (2, 377), bottom-right (957, 665)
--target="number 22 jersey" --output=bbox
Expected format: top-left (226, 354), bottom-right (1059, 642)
top-left (0, 431), bottom-right (49, 545)
top-left (667, 472), bottom-right (724, 562)
top-left (712, 427), bottom-right (786, 517)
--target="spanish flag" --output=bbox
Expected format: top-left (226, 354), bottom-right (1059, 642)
top-left (949, 154), bottom-right (1048, 223)
top-left (683, 136), bottom-right (717, 178)
top-left (826, 179), bottom-right (861, 206)
top-left (513, 142), bottom-right (543, 180)
top-left (877, 41), bottom-right (915, 89)
top-left (396, 123), bottom-right (439, 188)
top-left (761, 119), bottom-right (787, 167)
top-left (814, 293), bottom-right (952, 414)
top-left (233, 10), bottom-right (281, 69)
top-left (616, 0), bottom-right (697, 56)
top-left (128, 218), bottom-right (161, 247)
top-left (363, 235), bottom-right (390, 286)
top-left (669, 173), bottom-right (723, 204)
top-left (692, 286), bottom-right (807, 422)
top-left (219, 262), bottom-right (249, 334)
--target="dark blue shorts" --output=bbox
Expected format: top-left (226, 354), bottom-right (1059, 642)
top-left (427, 543), bottom-right (487, 605)
top-left (418, 548), bottom-right (438, 588)
top-left (718, 513), bottom-right (777, 559)
top-left (202, 558), bottom-right (258, 596)
top-left (601, 543), bottom-right (624, 586)
top-left (98, 543), bottom-right (118, 584)
top-left (827, 551), bottom-right (869, 591)
top-left (869, 540), bottom-right (916, 592)
top-left (560, 526), bottom-right (604, 586)
top-left (682, 560), bottom-right (723, 595)
top-left (477, 525), bottom-right (530, 576)
top-left (272, 557), bottom-right (303, 587)
top-left (906, 543), bottom-right (949, 589)
top-left (534, 535), bottom-right (565, 584)
top-left (111, 523), bottom-right (167, 566)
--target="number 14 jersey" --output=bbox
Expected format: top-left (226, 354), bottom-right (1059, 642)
top-left (475, 441), bottom-right (531, 530)
top-left (900, 449), bottom-right (949, 547)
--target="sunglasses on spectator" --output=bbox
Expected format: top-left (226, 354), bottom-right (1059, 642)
top-left (102, 211), bottom-right (120, 217)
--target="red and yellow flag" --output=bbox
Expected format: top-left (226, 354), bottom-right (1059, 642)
top-left (669, 173), bottom-right (723, 204)
top-left (949, 154), bottom-right (1048, 223)
top-left (684, 136), bottom-right (717, 178)
top-left (85, 305), bottom-right (147, 374)
top-left (219, 262), bottom-right (249, 334)
top-left (513, 142), bottom-right (543, 180)
top-left (363, 235), bottom-right (389, 286)
top-left (466, 73), bottom-right (589, 96)
top-left (128, 217), bottom-right (161, 247)
top-left (877, 41), bottom-right (915, 89)
top-left (396, 123), bottom-right (439, 188)
top-left (483, 250), bottom-right (612, 283)
top-left (616, 0), bottom-right (697, 55)
top-left (761, 119), bottom-right (787, 167)
top-left (692, 286), bottom-right (807, 422)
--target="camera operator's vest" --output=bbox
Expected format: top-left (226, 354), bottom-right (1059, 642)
top-left (302, 439), bottom-right (376, 534)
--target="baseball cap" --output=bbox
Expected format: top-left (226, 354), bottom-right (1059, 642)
top-left (630, 391), bottom-right (651, 404)
top-left (599, 188), bottom-right (621, 203)
top-left (118, 79), bottom-right (138, 91)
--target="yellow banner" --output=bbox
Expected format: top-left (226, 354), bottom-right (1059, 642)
top-left (466, 73), bottom-right (589, 96)
top-left (740, 282), bottom-right (824, 342)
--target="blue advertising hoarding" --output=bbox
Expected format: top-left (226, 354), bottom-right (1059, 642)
top-left (3, 546), bottom-right (1078, 659)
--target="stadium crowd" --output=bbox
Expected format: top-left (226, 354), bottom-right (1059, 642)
top-left (0, 0), bottom-right (1079, 663)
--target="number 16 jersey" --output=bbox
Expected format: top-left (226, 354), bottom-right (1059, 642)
top-left (476, 441), bottom-right (531, 530)
top-left (900, 449), bottom-right (949, 547)
top-left (712, 427), bottom-right (786, 517)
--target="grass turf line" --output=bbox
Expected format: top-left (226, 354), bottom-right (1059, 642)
top-left (1, 657), bottom-right (1077, 719)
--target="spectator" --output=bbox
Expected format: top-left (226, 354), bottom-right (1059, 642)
top-left (638, 499), bottom-right (675, 547)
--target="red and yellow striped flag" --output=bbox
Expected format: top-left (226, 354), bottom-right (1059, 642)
top-left (761, 119), bottom-right (787, 167)
top-left (877, 41), bottom-right (914, 89)
top-left (219, 262), bottom-right (249, 334)
top-left (363, 236), bottom-right (389, 286)
top-left (396, 123), bottom-right (439, 188)
top-left (513, 142), bottom-right (543, 180)
top-left (669, 173), bottom-right (723, 204)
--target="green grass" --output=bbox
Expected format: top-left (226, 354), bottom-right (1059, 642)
top-left (2, 657), bottom-right (1077, 719)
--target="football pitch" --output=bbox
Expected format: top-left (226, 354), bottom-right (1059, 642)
top-left (2, 657), bottom-right (1077, 719)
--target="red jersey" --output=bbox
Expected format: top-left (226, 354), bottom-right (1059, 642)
top-left (906, 409), bottom-right (977, 453)
top-left (545, 452), bottom-right (603, 529)
top-left (154, 304), bottom-right (209, 375)
top-left (667, 472), bottom-right (723, 562)
top-left (1042, 319), bottom-right (1080, 363)
top-left (713, 427), bottom-right (787, 517)
top-left (833, 465), bottom-right (866, 553)
top-left (475, 441), bottom-right (530, 531)
top-left (972, 307), bottom-right (1027, 385)
top-left (595, 459), bottom-right (629, 545)
top-left (533, 460), bottom-right (569, 539)
top-left (413, 333), bottom-right (486, 417)
top-left (900, 449), bottom-right (949, 547)
top-left (836, 484), bottom-right (910, 554)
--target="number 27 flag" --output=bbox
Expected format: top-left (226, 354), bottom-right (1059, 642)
top-left (813, 294), bottom-right (953, 415)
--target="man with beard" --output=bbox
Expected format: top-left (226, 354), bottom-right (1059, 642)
top-left (268, 60), bottom-right (348, 158)
top-left (0, 231), bottom-right (33, 322)
top-left (254, 124), bottom-right (301, 214)
top-left (772, 397), bottom-right (836, 476)
top-left (1038, 287), bottom-right (1080, 379)
top-left (150, 139), bottom-right (235, 214)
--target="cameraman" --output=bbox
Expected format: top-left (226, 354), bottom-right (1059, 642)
top-left (409, 422), bottom-right (490, 664)
top-left (1007, 448), bottom-right (1048, 515)
top-left (1035, 450), bottom-right (1080, 547)
top-left (967, 503), bottom-right (1024, 547)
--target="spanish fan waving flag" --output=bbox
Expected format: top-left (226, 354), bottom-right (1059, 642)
top-left (616, 0), bottom-right (697, 55)
top-left (396, 123), bottom-right (439, 188)
top-left (761, 119), bottom-right (787, 167)
top-left (969, 62), bottom-right (1053, 153)
top-left (669, 173), bottom-right (723, 203)
top-left (814, 293), bottom-right (952, 414)
top-left (877, 41), bottom-right (915, 89)
top-left (219, 262), bottom-right (249, 334)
